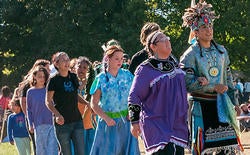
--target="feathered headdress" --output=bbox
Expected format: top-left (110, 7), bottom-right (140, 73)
top-left (182, 0), bottom-right (219, 31)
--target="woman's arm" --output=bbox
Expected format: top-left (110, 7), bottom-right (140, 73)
top-left (78, 94), bottom-right (90, 105)
top-left (46, 91), bottom-right (64, 125)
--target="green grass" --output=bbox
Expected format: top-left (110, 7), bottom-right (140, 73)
top-left (0, 142), bottom-right (18, 155)
top-left (0, 142), bottom-right (34, 155)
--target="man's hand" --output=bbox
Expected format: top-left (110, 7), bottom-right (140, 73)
top-left (214, 84), bottom-right (228, 94)
top-left (198, 77), bottom-right (209, 86)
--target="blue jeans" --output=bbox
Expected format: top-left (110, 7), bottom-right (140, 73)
top-left (55, 121), bottom-right (84, 155)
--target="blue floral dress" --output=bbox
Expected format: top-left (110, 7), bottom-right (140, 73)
top-left (90, 68), bottom-right (140, 155)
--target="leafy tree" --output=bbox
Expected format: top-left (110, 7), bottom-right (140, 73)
top-left (0, 0), bottom-right (146, 88)
top-left (146, 0), bottom-right (250, 80)
top-left (0, 0), bottom-right (250, 90)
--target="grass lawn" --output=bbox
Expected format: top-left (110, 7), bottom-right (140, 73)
top-left (0, 142), bottom-right (17, 155)
top-left (0, 142), bottom-right (34, 155)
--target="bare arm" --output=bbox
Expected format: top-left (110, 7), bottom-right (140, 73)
top-left (78, 94), bottom-right (90, 105)
top-left (130, 123), bottom-right (141, 138)
top-left (90, 89), bottom-right (115, 126)
top-left (46, 91), bottom-right (64, 125)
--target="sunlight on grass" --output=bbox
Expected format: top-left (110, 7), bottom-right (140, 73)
top-left (0, 143), bottom-right (17, 155)
top-left (0, 142), bottom-right (33, 155)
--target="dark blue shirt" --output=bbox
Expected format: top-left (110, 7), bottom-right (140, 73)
top-left (7, 112), bottom-right (29, 142)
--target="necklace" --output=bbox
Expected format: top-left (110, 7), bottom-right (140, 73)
top-left (78, 78), bottom-right (86, 86)
top-left (78, 78), bottom-right (87, 96)
top-left (205, 51), bottom-right (219, 77)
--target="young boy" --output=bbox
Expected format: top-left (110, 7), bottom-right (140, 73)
top-left (7, 98), bottom-right (31, 155)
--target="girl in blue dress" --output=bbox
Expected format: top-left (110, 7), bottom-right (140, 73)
top-left (90, 45), bottom-right (140, 155)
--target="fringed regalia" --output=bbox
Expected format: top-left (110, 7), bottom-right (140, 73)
top-left (180, 42), bottom-right (242, 155)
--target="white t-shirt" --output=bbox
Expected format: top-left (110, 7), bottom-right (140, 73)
top-left (244, 82), bottom-right (250, 92)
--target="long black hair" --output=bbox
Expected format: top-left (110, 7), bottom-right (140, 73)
top-left (198, 40), bottom-right (224, 57)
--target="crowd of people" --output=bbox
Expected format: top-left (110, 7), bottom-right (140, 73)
top-left (233, 79), bottom-right (250, 133)
top-left (0, 1), bottom-right (249, 155)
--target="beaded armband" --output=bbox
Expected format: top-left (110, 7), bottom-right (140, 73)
top-left (128, 104), bottom-right (141, 123)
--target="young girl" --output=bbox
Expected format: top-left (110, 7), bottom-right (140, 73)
top-left (90, 45), bottom-right (140, 155)
top-left (18, 59), bottom-right (50, 154)
top-left (76, 56), bottom-right (96, 155)
top-left (26, 66), bottom-right (58, 155)
top-left (7, 98), bottom-right (31, 155)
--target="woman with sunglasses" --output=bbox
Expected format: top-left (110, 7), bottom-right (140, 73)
top-left (128, 31), bottom-right (189, 155)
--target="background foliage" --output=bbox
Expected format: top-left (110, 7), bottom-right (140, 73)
top-left (0, 0), bottom-right (250, 90)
